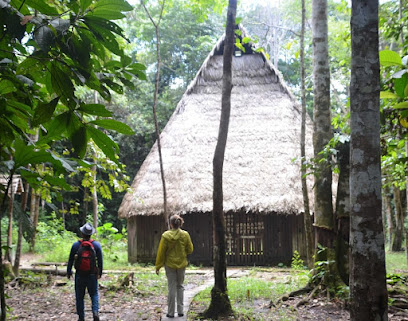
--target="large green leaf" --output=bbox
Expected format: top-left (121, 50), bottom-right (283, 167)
top-left (78, 104), bottom-right (113, 117)
top-left (83, 17), bottom-right (122, 56)
top-left (379, 50), bottom-right (402, 67)
top-left (90, 119), bottom-right (134, 135)
top-left (51, 62), bottom-right (75, 99)
top-left (25, 0), bottom-right (59, 15)
top-left (89, 0), bottom-right (133, 20)
top-left (34, 26), bottom-right (55, 52)
top-left (80, 0), bottom-right (93, 12)
top-left (32, 97), bottom-right (59, 127)
top-left (393, 102), bottom-right (408, 109)
top-left (380, 91), bottom-right (399, 99)
top-left (71, 126), bottom-right (88, 159)
top-left (0, 80), bottom-right (16, 94)
top-left (13, 139), bottom-right (56, 168)
top-left (87, 126), bottom-right (119, 163)
top-left (394, 74), bottom-right (408, 98)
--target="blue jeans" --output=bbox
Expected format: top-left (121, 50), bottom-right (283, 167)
top-left (75, 273), bottom-right (99, 319)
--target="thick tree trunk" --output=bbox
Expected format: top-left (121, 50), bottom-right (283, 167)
top-left (391, 186), bottom-right (404, 251)
top-left (349, 1), bottom-right (388, 320)
top-left (312, 0), bottom-right (334, 247)
top-left (300, 0), bottom-right (314, 269)
top-left (334, 141), bottom-right (350, 285)
top-left (204, 0), bottom-right (236, 318)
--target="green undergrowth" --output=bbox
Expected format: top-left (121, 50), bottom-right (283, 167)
top-left (188, 268), bottom-right (308, 320)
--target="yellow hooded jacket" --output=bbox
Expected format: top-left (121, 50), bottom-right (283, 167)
top-left (155, 228), bottom-right (193, 270)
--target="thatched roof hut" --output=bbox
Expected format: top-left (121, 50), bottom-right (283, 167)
top-left (119, 25), bottom-right (313, 266)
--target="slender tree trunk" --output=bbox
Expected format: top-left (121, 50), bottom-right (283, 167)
top-left (349, 1), bottom-right (388, 319)
top-left (29, 191), bottom-right (40, 252)
top-left (0, 173), bottom-right (14, 321)
top-left (312, 0), bottom-right (334, 249)
top-left (300, 0), bottom-right (314, 269)
top-left (383, 186), bottom-right (394, 246)
top-left (5, 191), bottom-right (14, 262)
top-left (334, 141), bottom-right (350, 285)
top-left (204, 0), bottom-right (236, 318)
top-left (142, 1), bottom-right (168, 228)
top-left (92, 163), bottom-right (98, 231)
top-left (13, 179), bottom-right (29, 275)
top-left (391, 186), bottom-right (404, 251)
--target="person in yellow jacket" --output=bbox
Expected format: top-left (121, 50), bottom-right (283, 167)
top-left (155, 214), bottom-right (193, 318)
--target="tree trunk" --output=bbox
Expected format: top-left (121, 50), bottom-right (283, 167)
top-left (92, 160), bottom-right (98, 231)
top-left (5, 191), bottom-right (14, 262)
top-left (334, 141), bottom-right (350, 285)
top-left (204, 0), bottom-right (236, 318)
top-left (391, 186), bottom-right (404, 251)
top-left (383, 186), bottom-right (394, 246)
top-left (13, 179), bottom-right (29, 276)
top-left (142, 1), bottom-right (168, 229)
top-left (300, 0), bottom-right (314, 269)
top-left (29, 191), bottom-right (40, 252)
top-left (0, 174), bottom-right (15, 321)
top-left (349, 1), bottom-right (388, 319)
top-left (312, 0), bottom-right (334, 248)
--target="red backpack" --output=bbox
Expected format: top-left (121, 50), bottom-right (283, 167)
top-left (74, 240), bottom-right (97, 274)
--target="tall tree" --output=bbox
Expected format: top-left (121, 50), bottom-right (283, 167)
top-left (312, 0), bottom-right (334, 256)
top-left (141, 0), bottom-right (168, 227)
top-left (204, 0), bottom-right (236, 318)
top-left (349, 0), bottom-right (388, 319)
top-left (300, 0), bottom-right (314, 269)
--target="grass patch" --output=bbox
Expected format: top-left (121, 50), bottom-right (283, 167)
top-left (188, 269), bottom-right (308, 320)
top-left (386, 251), bottom-right (408, 274)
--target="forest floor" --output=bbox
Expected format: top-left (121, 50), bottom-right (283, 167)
top-left (5, 254), bottom-right (408, 320)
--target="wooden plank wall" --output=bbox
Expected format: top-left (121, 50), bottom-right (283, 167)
top-left (128, 212), bottom-right (306, 266)
top-left (134, 215), bottom-right (166, 263)
top-left (183, 212), bottom-right (213, 266)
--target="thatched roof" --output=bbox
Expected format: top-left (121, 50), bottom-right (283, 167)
top-left (119, 26), bottom-right (314, 218)
top-left (0, 175), bottom-right (24, 195)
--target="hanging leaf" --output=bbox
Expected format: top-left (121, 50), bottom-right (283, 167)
top-left (32, 97), bottom-right (59, 127)
top-left (25, 0), bottom-right (59, 15)
top-left (80, 0), bottom-right (93, 12)
top-left (90, 119), bottom-right (134, 135)
top-left (380, 91), bottom-right (399, 99)
top-left (71, 126), bottom-right (88, 159)
top-left (379, 50), bottom-right (402, 67)
top-left (87, 126), bottom-right (119, 163)
top-left (0, 80), bottom-right (16, 94)
top-left (50, 62), bottom-right (74, 99)
top-left (394, 74), bottom-right (408, 98)
top-left (393, 102), bottom-right (408, 109)
top-left (78, 104), bottom-right (113, 117)
top-left (34, 26), bottom-right (55, 52)
top-left (89, 0), bottom-right (133, 20)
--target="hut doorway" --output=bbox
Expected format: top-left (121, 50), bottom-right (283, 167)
top-left (226, 212), bottom-right (265, 265)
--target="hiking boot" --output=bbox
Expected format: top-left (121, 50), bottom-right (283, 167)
top-left (93, 312), bottom-right (100, 321)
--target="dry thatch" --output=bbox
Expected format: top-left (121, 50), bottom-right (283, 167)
top-left (0, 175), bottom-right (24, 195)
top-left (119, 27), bottom-right (314, 218)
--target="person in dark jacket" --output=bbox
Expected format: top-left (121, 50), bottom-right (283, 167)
top-left (67, 223), bottom-right (103, 321)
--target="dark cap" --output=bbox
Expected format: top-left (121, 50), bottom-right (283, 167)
top-left (80, 223), bottom-right (95, 236)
